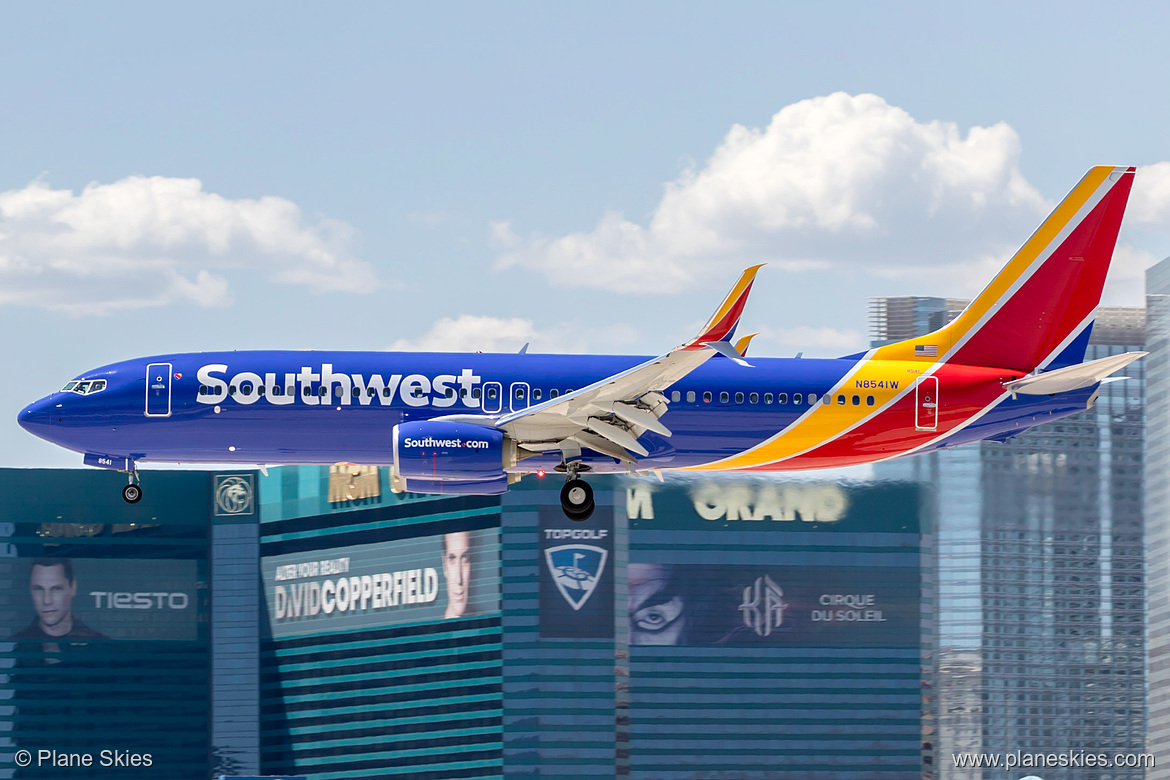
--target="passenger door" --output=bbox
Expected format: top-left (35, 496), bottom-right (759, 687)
top-left (145, 363), bottom-right (173, 417)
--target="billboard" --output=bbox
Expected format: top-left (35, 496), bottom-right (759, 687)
top-left (0, 557), bottom-right (201, 643)
top-left (262, 528), bottom-right (499, 638)
top-left (627, 562), bottom-right (919, 647)
top-left (539, 506), bottom-right (615, 639)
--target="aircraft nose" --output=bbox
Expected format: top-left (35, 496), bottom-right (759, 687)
top-left (17, 396), bottom-right (54, 437)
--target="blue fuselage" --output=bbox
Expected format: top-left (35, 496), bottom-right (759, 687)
top-left (18, 351), bottom-right (1094, 473)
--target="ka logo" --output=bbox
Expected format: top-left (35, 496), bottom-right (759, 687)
top-left (545, 544), bottom-right (608, 611)
top-left (739, 575), bottom-right (787, 637)
top-left (214, 474), bottom-right (255, 516)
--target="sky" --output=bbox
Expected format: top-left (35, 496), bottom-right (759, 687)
top-left (4, 1), bottom-right (1170, 468)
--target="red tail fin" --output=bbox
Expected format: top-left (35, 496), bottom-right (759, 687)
top-left (876, 166), bottom-right (1135, 372)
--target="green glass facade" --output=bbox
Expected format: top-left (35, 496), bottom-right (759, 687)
top-left (0, 468), bottom-right (212, 779)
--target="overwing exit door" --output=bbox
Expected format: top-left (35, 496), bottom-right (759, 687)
top-left (915, 375), bottom-right (938, 431)
top-left (146, 362), bottom-right (172, 417)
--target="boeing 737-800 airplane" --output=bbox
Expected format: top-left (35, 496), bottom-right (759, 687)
top-left (19, 166), bottom-right (1146, 520)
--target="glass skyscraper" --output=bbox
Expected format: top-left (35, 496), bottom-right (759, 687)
top-left (1145, 257), bottom-right (1170, 780)
top-left (873, 297), bottom-right (1147, 779)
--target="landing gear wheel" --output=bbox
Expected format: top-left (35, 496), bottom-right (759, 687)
top-left (560, 479), bottom-right (594, 522)
top-left (122, 484), bottom-right (143, 504)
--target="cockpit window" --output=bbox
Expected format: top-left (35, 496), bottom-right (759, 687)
top-left (61, 379), bottom-right (106, 395)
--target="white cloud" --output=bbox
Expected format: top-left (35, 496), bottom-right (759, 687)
top-left (0, 175), bottom-right (378, 315)
top-left (390, 315), bottom-right (541, 353)
top-left (389, 314), bottom-right (643, 355)
top-left (1129, 162), bottom-right (1170, 228)
top-left (495, 92), bottom-right (1049, 294)
top-left (756, 325), bottom-right (866, 357)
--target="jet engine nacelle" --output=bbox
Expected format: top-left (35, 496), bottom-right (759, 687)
top-left (392, 420), bottom-right (514, 483)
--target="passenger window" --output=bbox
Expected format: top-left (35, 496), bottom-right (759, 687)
top-left (851, 395), bottom-right (860, 405)
top-left (687, 391), bottom-right (696, 402)
top-left (515, 387), bottom-right (525, 399)
top-left (472, 388), bottom-right (482, 399)
top-left (735, 392), bottom-right (744, 404)
top-left (720, 391), bottom-right (729, 403)
top-left (778, 393), bottom-right (787, 404)
top-left (671, 391), bottom-right (681, 402)
top-left (271, 386), bottom-right (281, 396)
top-left (837, 395), bottom-right (845, 405)
top-left (199, 386), bottom-right (207, 395)
top-left (319, 387), bottom-right (328, 397)
top-left (749, 392), bottom-right (759, 404)
top-left (551, 389), bottom-right (559, 399)
top-left (867, 395), bottom-right (875, 406)
top-left (303, 387), bottom-right (312, 397)
top-left (382, 387), bottom-right (392, 397)
top-left (764, 393), bottom-right (773, 404)
top-left (257, 385), bottom-right (266, 395)
top-left (703, 391), bottom-right (712, 403)
top-left (534, 389), bottom-right (542, 401)
top-left (446, 388), bottom-right (454, 398)
top-left (487, 387), bottom-right (498, 400)
top-left (412, 387), bottom-right (424, 398)
top-left (793, 393), bottom-right (802, 405)
top-left (228, 386), bottom-right (237, 396)
top-left (367, 388), bottom-right (375, 397)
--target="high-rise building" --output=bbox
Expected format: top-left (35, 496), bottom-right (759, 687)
top-left (1144, 257), bottom-right (1170, 779)
top-left (874, 297), bottom-right (1147, 779)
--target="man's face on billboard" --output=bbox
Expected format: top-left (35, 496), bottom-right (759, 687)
top-left (30, 564), bottom-right (76, 635)
top-left (443, 532), bottom-right (471, 619)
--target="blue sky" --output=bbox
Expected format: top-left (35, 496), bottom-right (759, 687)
top-left (4, 2), bottom-right (1170, 467)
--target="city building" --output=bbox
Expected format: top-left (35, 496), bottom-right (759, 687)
top-left (0, 465), bottom-right (930, 779)
top-left (873, 297), bottom-right (1148, 779)
top-left (0, 469), bottom-right (214, 779)
top-left (1145, 257), bottom-right (1170, 779)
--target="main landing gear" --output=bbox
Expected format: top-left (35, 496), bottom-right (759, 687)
top-left (560, 479), bottom-right (594, 522)
top-left (122, 470), bottom-right (142, 504)
top-left (554, 446), bottom-right (594, 521)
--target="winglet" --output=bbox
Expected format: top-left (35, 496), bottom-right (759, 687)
top-left (683, 265), bottom-right (764, 350)
top-left (734, 332), bottom-right (758, 357)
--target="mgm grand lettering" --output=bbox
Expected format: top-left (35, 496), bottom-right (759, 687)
top-left (689, 483), bottom-right (848, 523)
top-left (273, 567), bottom-right (439, 620)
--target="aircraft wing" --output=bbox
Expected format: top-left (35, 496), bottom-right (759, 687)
top-left (489, 265), bottom-right (764, 463)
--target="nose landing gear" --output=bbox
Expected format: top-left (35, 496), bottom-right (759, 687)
top-left (122, 470), bottom-right (142, 504)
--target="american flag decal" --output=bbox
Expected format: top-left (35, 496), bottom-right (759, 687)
top-left (914, 344), bottom-right (938, 357)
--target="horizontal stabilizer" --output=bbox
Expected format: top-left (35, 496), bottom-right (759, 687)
top-left (1002, 351), bottom-right (1147, 396)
